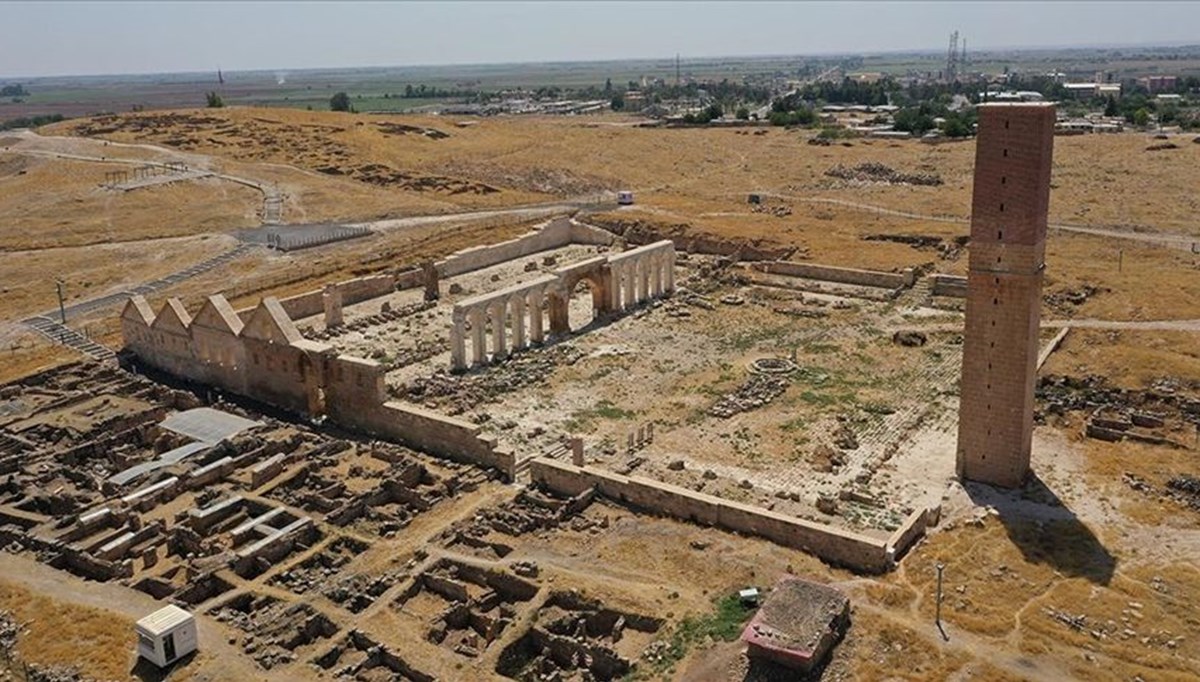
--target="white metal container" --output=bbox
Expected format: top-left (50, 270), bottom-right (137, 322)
top-left (135, 604), bottom-right (197, 667)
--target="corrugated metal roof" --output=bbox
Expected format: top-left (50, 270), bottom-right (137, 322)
top-left (136, 604), bottom-right (193, 636)
top-left (160, 408), bottom-right (261, 443)
top-left (108, 441), bottom-right (211, 486)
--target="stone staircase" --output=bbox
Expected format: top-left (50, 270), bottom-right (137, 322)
top-left (22, 316), bottom-right (116, 362)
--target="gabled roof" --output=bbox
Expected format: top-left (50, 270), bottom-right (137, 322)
top-left (150, 298), bottom-right (192, 335)
top-left (241, 297), bottom-right (301, 344)
top-left (120, 295), bottom-right (155, 326)
top-left (191, 294), bottom-right (244, 336)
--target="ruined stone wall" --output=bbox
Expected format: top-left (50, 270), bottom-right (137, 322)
top-left (337, 274), bottom-right (396, 304)
top-left (274, 291), bottom-right (325, 320)
top-left (122, 294), bottom-right (519, 479)
top-left (529, 459), bottom-right (893, 573)
top-left (885, 506), bottom-right (937, 562)
top-left (931, 274), bottom-right (968, 298)
top-left (753, 261), bottom-right (915, 289)
top-left (242, 273), bottom-right (398, 322)
top-left (394, 267), bottom-right (426, 290)
top-left (240, 338), bottom-right (311, 414)
top-left (436, 217), bottom-right (615, 278)
top-left (352, 402), bottom-right (516, 479)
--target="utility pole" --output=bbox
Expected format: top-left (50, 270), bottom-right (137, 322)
top-left (55, 279), bottom-right (66, 324)
top-left (935, 562), bottom-right (947, 640)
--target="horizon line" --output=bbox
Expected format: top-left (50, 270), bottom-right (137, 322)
top-left (5, 40), bottom-right (1200, 82)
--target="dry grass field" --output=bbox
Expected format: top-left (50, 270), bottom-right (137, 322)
top-left (0, 107), bottom-right (1198, 681)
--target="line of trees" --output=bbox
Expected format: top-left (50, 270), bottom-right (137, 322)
top-left (0, 113), bottom-right (64, 131)
top-left (395, 84), bottom-right (479, 99)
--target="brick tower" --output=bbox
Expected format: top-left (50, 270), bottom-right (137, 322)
top-left (956, 103), bottom-right (1055, 488)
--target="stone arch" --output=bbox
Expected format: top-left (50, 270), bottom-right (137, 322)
top-left (552, 267), bottom-right (610, 334)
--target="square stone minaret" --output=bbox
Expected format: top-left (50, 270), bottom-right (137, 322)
top-left (956, 103), bottom-right (1055, 488)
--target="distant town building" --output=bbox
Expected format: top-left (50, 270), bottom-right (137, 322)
top-left (1138, 75), bottom-right (1178, 94)
top-left (981, 91), bottom-right (1045, 103)
top-left (1062, 82), bottom-right (1121, 100)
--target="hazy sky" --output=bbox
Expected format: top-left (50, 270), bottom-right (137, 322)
top-left (4, 1), bottom-right (1200, 78)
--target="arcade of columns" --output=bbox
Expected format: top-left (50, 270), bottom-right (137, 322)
top-left (449, 240), bottom-right (676, 371)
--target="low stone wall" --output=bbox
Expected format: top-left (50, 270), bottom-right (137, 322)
top-left (436, 217), bottom-right (615, 278)
top-left (339, 274), bottom-right (396, 303)
top-left (753, 261), bottom-right (915, 289)
top-left (931, 274), bottom-right (968, 298)
top-left (244, 273), bottom-right (398, 321)
top-left (529, 458), bottom-right (894, 573)
top-left (351, 402), bottom-right (516, 480)
top-left (884, 505), bottom-right (938, 563)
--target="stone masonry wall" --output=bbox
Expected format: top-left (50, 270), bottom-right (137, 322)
top-left (529, 458), bottom-right (896, 573)
top-left (121, 294), bottom-right (515, 479)
top-left (436, 217), bottom-right (615, 278)
top-left (753, 261), bottom-right (916, 289)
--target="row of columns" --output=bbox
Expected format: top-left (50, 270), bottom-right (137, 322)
top-left (448, 241), bottom-right (677, 372)
top-left (450, 284), bottom-right (549, 370)
top-left (608, 246), bottom-right (675, 313)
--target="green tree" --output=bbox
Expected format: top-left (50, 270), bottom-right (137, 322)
top-left (941, 115), bottom-right (972, 138)
top-left (610, 94), bottom-right (625, 111)
top-left (205, 91), bottom-right (224, 108)
top-left (1103, 96), bottom-right (1119, 117)
top-left (604, 78), bottom-right (613, 94)
top-left (1132, 107), bottom-right (1150, 127)
top-left (705, 103), bottom-right (723, 120)
top-left (330, 91), bottom-right (352, 112)
top-left (735, 106), bottom-right (750, 120)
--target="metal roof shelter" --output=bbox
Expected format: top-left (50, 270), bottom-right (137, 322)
top-left (108, 442), bottom-right (211, 486)
top-left (159, 407), bottom-right (261, 444)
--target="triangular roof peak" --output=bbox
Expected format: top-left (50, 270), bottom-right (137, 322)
top-left (192, 294), bottom-right (244, 336)
top-left (120, 295), bottom-right (155, 326)
top-left (150, 298), bottom-right (192, 335)
top-left (241, 297), bottom-right (301, 344)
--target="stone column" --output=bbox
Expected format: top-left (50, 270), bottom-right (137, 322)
top-left (548, 288), bottom-right (570, 336)
top-left (489, 300), bottom-right (507, 361)
top-left (665, 249), bottom-right (676, 293)
top-left (651, 252), bottom-right (664, 297)
top-left (470, 307), bottom-right (487, 365)
top-left (623, 264), bottom-right (636, 309)
top-left (608, 266), bottom-right (623, 312)
top-left (529, 287), bottom-right (545, 344)
top-left (511, 294), bottom-right (527, 351)
top-left (638, 256), bottom-right (651, 302)
top-left (450, 309), bottom-right (467, 371)
top-left (322, 284), bottom-right (343, 328)
top-left (422, 260), bottom-right (440, 301)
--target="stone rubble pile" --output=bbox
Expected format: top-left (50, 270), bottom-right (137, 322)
top-left (308, 300), bottom-right (436, 341)
top-left (402, 345), bottom-right (584, 412)
top-left (1166, 476), bottom-right (1200, 511)
top-left (751, 203), bottom-right (793, 217)
top-left (0, 610), bottom-right (18, 651)
top-left (710, 375), bottom-right (790, 418)
top-left (825, 162), bottom-right (943, 186)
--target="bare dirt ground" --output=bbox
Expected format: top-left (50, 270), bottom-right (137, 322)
top-left (0, 108), bottom-right (1198, 681)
